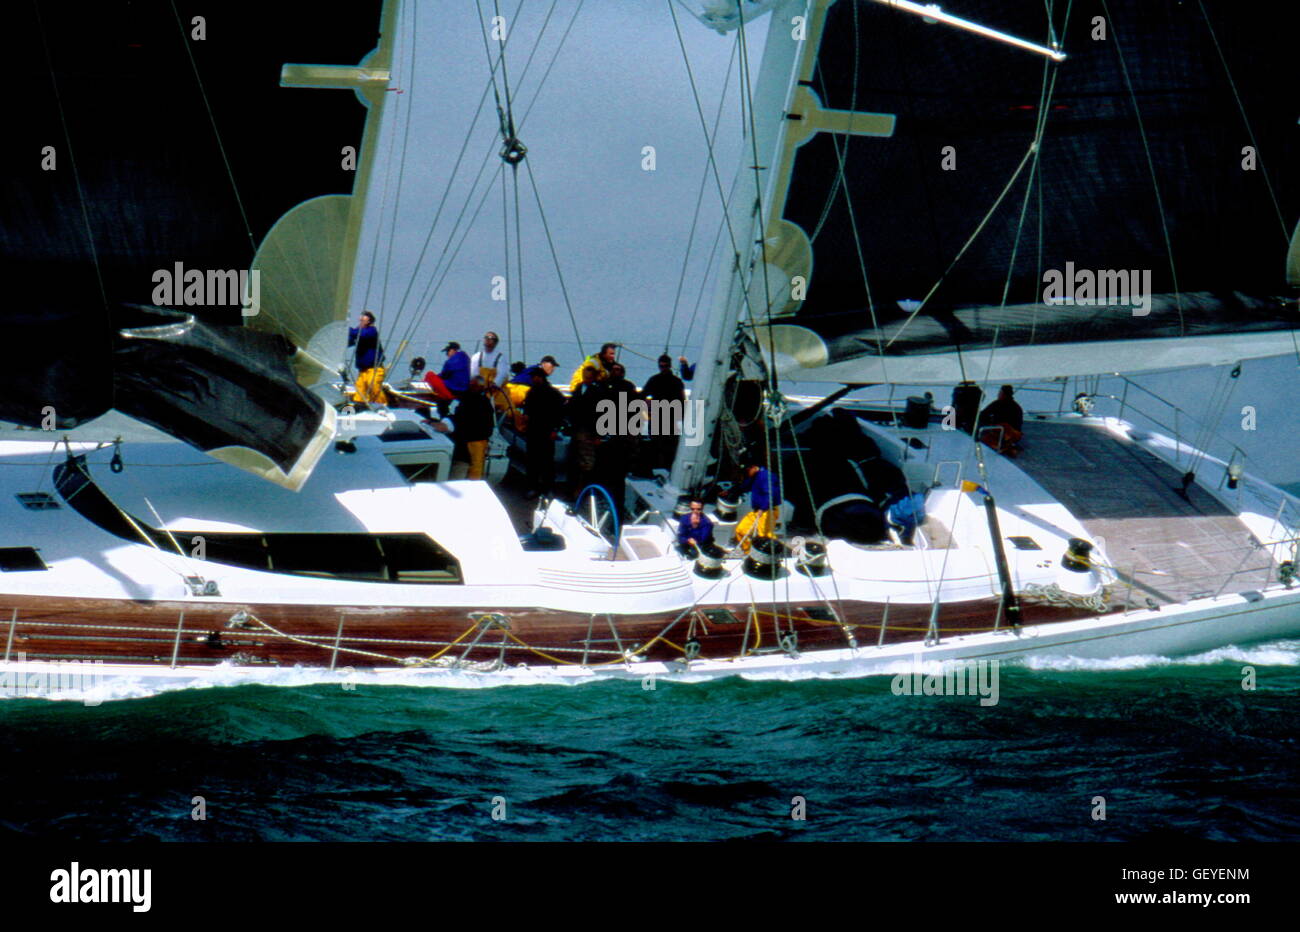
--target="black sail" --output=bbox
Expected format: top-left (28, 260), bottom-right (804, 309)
top-left (1, 0), bottom-right (379, 484)
top-left (764, 0), bottom-right (1299, 382)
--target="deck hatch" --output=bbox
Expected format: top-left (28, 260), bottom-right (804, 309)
top-left (0, 547), bottom-right (48, 571)
top-left (1006, 536), bottom-right (1042, 550)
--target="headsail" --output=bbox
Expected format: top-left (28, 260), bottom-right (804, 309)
top-left (752, 0), bottom-right (1299, 382)
top-left (1, 0), bottom-right (382, 488)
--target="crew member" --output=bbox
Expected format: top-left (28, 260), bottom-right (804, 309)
top-left (471, 331), bottom-right (508, 388)
top-left (347, 311), bottom-right (386, 404)
top-left (598, 362), bottom-right (638, 517)
top-left (521, 365), bottom-right (565, 498)
top-left (431, 376), bottom-right (495, 480)
top-left (642, 353), bottom-right (687, 470)
top-left (978, 384), bottom-right (1024, 457)
top-left (733, 460), bottom-right (781, 553)
top-left (566, 365), bottom-right (606, 497)
top-left (425, 341), bottom-right (472, 418)
top-left (506, 355), bottom-right (559, 412)
top-left (676, 499), bottom-right (715, 555)
top-left (568, 342), bottom-right (618, 390)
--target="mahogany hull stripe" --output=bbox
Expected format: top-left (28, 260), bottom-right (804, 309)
top-left (0, 593), bottom-right (1097, 669)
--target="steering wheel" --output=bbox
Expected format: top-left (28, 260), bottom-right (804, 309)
top-left (574, 484), bottom-right (620, 548)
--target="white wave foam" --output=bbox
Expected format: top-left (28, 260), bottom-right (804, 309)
top-left (1022, 639), bottom-right (1300, 672)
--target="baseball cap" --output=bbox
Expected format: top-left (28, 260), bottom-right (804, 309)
top-left (442, 341), bottom-right (461, 352)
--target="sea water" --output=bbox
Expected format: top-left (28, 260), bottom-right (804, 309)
top-left (2, 637), bottom-right (1297, 841)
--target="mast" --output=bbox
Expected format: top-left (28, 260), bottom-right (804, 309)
top-left (671, 0), bottom-right (899, 491)
top-left (671, 0), bottom-right (815, 493)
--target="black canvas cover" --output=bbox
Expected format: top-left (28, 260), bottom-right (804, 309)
top-left (776, 0), bottom-right (1299, 369)
top-left (1, 0), bottom-right (379, 474)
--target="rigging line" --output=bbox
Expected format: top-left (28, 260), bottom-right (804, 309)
top-left (682, 169), bottom-right (744, 349)
top-left (31, 2), bottom-right (109, 318)
top-left (166, 0), bottom-right (256, 255)
top-left (512, 163), bottom-right (526, 361)
top-left (517, 0), bottom-right (586, 134)
top-left (1031, 0), bottom-right (1073, 345)
top-left (1189, 366), bottom-right (1238, 475)
top-left (884, 142), bottom-right (1039, 349)
top-left (523, 158), bottom-right (585, 353)
top-left (377, 1), bottom-right (420, 330)
top-left (807, 1), bottom-right (862, 247)
top-left (1098, 0), bottom-right (1183, 331)
top-left (392, 1), bottom-right (560, 355)
top-left (999, 13), bottom-right (1065, 314)
top-left (475, 0), bottom-right (511, 138)
top-left (362, 18), bottom-right (406, 314)
top-left (502, 161), bottom-right (515, 362)
top-left (492, 0), bottom-right (522, 140)
top-left (388, 4), bottom-right (524, 337)
top-left (389, 115), bottom-right (499, 353)
top-left (736, 1), bottom-right (777, 339)
top-left (666, 0), bottom-right (757, 311)
top-left (1195, 0), bottom-right (1288, 243)
top-left (731, 7), bottom-right (787, 626)
top-left (407, 163), bottom-right (509, 343)
top-left (664, 35), bottom-right (741, 353)
top-left (393, 142), bottom-right (507, 358)
top-left (813, 0), bottom-right (895, 384)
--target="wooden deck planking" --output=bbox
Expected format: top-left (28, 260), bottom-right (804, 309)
top-left (1014, 421), bottom-right (1272, 604)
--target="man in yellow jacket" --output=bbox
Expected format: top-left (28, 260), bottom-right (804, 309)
top-left (568, 343), bottom-right (618, 390)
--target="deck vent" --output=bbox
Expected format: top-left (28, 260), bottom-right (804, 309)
top-left (0, 547), bottom-right (48, 572)
top-left (1007, 536), bottom-right (1041, 550)
top-left (15, 492), bottom-right (59, 511)
top-left (1239, 590), bottom-right (1264, 603)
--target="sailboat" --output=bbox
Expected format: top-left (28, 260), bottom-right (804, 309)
top-left (1, 0), bottom-right (1298, 698)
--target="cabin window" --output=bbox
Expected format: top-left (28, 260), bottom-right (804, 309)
top-left (51, 458), bottom-right (461, 583)
top-left (202, 532), bottom-right (462, 584)
top-left (15, 492), bottom-right (59, 511)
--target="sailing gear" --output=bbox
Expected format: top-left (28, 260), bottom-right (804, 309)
top-left (644, 367), bottom-right (686, 469)
top-left (568, 354), bottom-right (614, 390)
top-left (742, 466), bottom-right (781, 513)
top-left (677, 511), bottom-right (715, 551)
top-left (352, 366), bottom-right (387, 404)
top-left (423, 371), bottom-right (455, 401)
top-left (438, 349), bottom-right (472, 394)
top-left (885, 490), bottom-right (926, 546)
top-left (522, 380), bottom-right (564, 496)
top-left (348, 324), bottom-right (383, 371)
top-left (472, 346), bottom-right (507, 386)
top-left (733, 507), bottom-right (777, 553)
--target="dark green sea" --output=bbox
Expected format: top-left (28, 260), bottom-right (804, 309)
top-left (2, 641), bottom-right (1298, 842)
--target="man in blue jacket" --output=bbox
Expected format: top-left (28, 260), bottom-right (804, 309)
top-left (347, 311), bottom-right (383, 372)
top-left (733, 460), bottom-right (781, 552)
top-left (676, 499), bottom-right (715, 555)
top-left (427, 341), bottom-right (471, 417)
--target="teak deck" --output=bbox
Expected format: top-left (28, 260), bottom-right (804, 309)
top-left (1015, 421), bottom-right (1272, 605)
